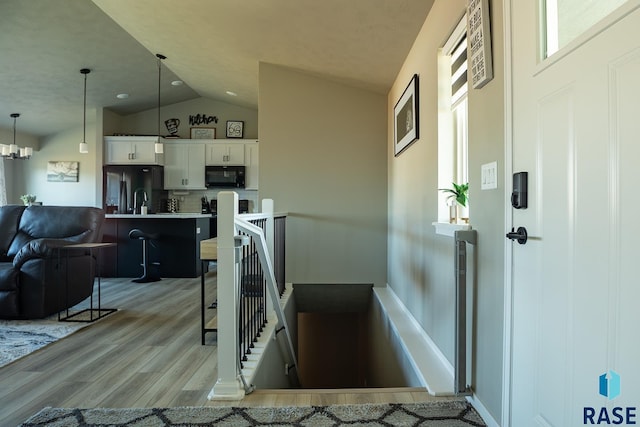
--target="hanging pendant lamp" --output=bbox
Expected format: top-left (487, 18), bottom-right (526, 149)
top-left (79, 68), bottom-right (90, 154)
top-left (1, 113), bottom-right (32, 160)
top-left (155, 53), bottom-right (166, 154)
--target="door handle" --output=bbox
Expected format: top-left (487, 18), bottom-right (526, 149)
top-left (506, 226), bottom-right (528, 244)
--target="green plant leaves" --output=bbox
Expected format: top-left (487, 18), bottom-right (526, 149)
top-left (438, 182), bottom-right (468, 207)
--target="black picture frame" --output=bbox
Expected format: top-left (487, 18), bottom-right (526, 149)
top-left (394, 74), bottom-right (419, 156)
top-left (226, 120), bottom-right (244, 138)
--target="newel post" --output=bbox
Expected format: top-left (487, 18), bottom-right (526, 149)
top-left (209, 191), bottom-right (244, 400)
top-left (262, 198), bottom-right (275, 314)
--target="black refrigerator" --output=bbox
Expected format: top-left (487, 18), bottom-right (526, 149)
top-left (103, 165), bottom-right (166, 214)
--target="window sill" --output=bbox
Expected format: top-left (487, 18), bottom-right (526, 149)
top-left (432, 221), bottom-right (472, 237)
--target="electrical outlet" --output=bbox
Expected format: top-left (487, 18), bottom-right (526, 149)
top-left (481, 161), bottom-right (498, 190)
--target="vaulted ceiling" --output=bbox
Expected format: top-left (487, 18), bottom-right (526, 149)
top-left (0, 0), bottom-right (434, 137)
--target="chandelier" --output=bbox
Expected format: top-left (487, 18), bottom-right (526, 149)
top-left (1, 113), bottom-right (32, 160)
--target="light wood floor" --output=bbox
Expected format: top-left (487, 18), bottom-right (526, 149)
top-left (0, 276), bottom-right (454, 426)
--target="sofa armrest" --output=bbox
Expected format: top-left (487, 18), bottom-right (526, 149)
top-left (12, 238), bottom-right (77, 270)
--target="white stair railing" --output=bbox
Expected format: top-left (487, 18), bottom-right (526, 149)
top-left (208, 191), bottom-right (297, 400)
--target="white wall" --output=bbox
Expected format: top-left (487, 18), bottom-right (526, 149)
top-left (258, 63), bottom-right (388, 287)
top-left (387, 0), bottom-right (505, 422)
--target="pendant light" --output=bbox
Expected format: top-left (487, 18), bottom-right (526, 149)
top-left (155, 53), bottom-right (166, 154)
top-left (1, 113), bottom-right (32, 160)
top-left (79, 68), bottom-right (90, 154)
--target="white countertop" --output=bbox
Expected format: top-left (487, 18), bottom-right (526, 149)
top-left (106, 213), bottom-right (214, 219)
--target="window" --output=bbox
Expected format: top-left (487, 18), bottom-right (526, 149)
top-left (437, 16), bottom-right (469, 222)
top-left (544, 0), bottom-right (627, 57)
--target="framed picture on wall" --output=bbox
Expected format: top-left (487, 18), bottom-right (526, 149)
top-left (226, 120), bottom-right (244, 138)
top-left (47, 161), bottom-right (79, 182)
top-left (190, 127), bottom-right (216, 139)
top-left (394, 74), bottom-right (419, 156)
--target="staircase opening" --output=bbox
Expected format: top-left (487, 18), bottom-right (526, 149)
top-left (292, 283), bottom-right (413, 389)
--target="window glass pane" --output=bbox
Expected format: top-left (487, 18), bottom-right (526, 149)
top-left (545, 0), bottom-right (628, 57)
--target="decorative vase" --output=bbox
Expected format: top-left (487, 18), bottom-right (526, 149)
top-left (449, 204), bottom-right (457, 224)
top-left (457, 204), bottom-right (469, 224)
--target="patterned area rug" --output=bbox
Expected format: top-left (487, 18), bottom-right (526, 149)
top-left (0, 316), bottom-right (90, 368)
top-left (20, 401), bottom-right (486, 426)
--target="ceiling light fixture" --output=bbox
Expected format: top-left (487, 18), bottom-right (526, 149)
top-left (1, 113), bottom-right (32, 160)
top-left (79, 68), bottom-right (91, 154)
top-left (155, 53), bottom-right (166, 155)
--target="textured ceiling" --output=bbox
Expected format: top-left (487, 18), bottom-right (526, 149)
top-left (0, 0), bottom-right (434, 138)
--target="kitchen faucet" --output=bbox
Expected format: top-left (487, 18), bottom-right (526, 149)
top-left (133, 188), bottom-right (148, 214)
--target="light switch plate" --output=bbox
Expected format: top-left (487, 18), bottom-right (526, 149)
top-left (481, 161), bottom-right (498, 190)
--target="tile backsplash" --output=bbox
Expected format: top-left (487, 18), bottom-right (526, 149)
top-left (168, 189), bottom-right (259, 213)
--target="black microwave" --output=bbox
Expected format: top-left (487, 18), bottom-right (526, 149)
top-left (205, 165), bottom-right (245, 188)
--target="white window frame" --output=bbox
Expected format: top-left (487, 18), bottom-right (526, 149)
top-left (543, 0), bottom-right (628, 58)
top-left (437, 15), bottom-right (469, 223)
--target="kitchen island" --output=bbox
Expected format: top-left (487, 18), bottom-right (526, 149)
top-left (103, 213), bottom-right (212, 278)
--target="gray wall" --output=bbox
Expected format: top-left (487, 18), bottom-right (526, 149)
top-left (1, 129), bottom-right (39, 205)
top-left (19, 112), bottom-right (100, 207)
top-left (258, 63), bottom-right (388, 287)
top-left (387, 0), bottom-right (505, 422)
top-left (119, 97), bottom-right (258, 140)
top-left (467, 0), bottom-right (505, 418)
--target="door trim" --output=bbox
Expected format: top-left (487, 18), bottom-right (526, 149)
top-left (501, 0), bottom-right (514, 425)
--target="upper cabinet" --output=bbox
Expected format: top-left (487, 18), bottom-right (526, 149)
top-left (104, 136), bottom-right (162, 165)
top-left (163, 142), bottom-right (206, 190)
top-left (205, 140), bottom-right (245, 166)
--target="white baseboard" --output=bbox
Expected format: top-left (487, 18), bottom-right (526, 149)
top-left (467, 394), bottom-right (501, 427)
top-left (373, 286), bottom-right (454, 395)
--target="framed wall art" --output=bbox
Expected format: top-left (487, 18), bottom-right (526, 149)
top-left (226, 120), bottom-right (244, 138)
top-left (190, 127), bottom-right (216, 139)
top-left (394, 74), bottom-right (419, 156)
top-left (47, 161), bottom-right (79, 182)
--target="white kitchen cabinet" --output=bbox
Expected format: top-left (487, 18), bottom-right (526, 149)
top-left (205, 141), bottom-right (245, 165)
top-left (104, 136), bottom-right (161, 165)
top-left (244, 141), bottom-right (259, 190)
top-left (163, 142), bottom-right (206, 190)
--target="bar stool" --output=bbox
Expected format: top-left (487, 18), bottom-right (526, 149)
top-left (128, 229), bottom-right (161, 283)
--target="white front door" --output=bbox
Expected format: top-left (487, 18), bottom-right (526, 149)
top-left (509, 2), bottom-right (640, 425)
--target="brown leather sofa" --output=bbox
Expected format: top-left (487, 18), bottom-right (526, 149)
top-left (0, 205), bottom-right (105, 319)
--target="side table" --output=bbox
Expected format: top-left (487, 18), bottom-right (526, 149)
top-left (56, 242), bottom-right (118, 322)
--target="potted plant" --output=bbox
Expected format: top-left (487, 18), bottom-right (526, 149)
top-left (439, 182), bottom-right (469, 223)
top-left (20, 194), bottom-right (36, 206)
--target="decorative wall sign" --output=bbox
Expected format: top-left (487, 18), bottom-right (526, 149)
top-left (47, 161), bottom-right (79, 182)
top-left (467, 0), bottom-right (493, 89)
top-left (189, 114), bottom-right (218, 125)
top-left (191, 127), bottom-right (216, 139)
top-left (164, 118), bottom-right (181, 136)
top-left (394, 74), bottom-right (419, 156)
top-left (226, 120), bottom-right (244, 138)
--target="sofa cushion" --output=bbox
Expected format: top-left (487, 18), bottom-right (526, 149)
top-left (0, 263), bottom-right (19, 318)
top-left (0, 205), bottom-right (26, 261)
top-left (7, 205), bottom-right (104, 258)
